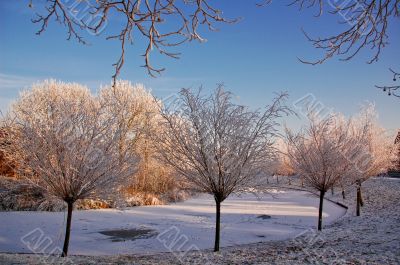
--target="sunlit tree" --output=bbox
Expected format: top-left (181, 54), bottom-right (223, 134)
top-left (349, 105), bottom-right (397, 216)
top-left (285, 114), bottom-right (355, 230)
top-left (99, 81), bottom-right (177, 199)
top-left (1, 80), bottom-right (139, 256)
top-left (156, 86), bottom-right (291, 251)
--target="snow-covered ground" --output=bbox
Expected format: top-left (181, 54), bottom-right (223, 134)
top-left (0, 190), bottom-right (345, 256)
top-left (2, 178), bottom-right (398, 264)
top-left (0, 178), bottom-right (400, 265)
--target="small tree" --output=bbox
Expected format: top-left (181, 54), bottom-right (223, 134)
top-left (156, 86), bottom-right (290, 251)
top-left (350, 105), bottom-right (396, 216)
top-left (2, 80), bottom-right (139, 256)
top-left (285, 114), bottom-right (354, 231)
top-left (99, 81), bottom-right (177, 199)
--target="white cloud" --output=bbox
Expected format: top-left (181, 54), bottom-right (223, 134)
top-left (0, 73), bottom-right (41, 114)
top-left (0, 73), bottom-right (37, 92)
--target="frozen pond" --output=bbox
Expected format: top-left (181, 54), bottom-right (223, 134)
top-left (0, 190), bottom-right (346, 256)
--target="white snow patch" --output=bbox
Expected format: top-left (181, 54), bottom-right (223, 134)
top-left (0, 190), bottom-right (345, 256)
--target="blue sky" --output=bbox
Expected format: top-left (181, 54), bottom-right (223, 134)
top-left (0, 1), bottom-right (399, 133)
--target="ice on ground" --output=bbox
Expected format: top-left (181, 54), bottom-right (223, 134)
top-left (0, 190), bottom-right (345, 256)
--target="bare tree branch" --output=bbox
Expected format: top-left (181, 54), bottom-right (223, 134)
top-left (376, 68), bottom-right (400, 98)
top-left (260, 1), bottom-right (399, 99)
top-left (278, 0), bottom-right (399, 65)
top-left (30, 0), bottom-right (236, 84)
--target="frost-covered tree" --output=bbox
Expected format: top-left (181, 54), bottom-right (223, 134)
top-left (0, 128), bottom-right (17, 178)
top-left (99, 81), bottom-right (177, 199)
top-left (285, 114), bottom-right (354, 231)
top-left (394, 131), bottom-right (400, 171)
top-left (1, 80), bottom-right (139, 257)
top-left (349, 105), bottom-right (396, 216)
top-left (157, 86), bottom-right (290, 251)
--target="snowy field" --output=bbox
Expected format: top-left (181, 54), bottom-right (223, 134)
top-left (0, 190), bottom-right (345, 256)
top-left (1, 178), bottom-right (399, 264)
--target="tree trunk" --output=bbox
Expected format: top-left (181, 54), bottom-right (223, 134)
top-left (318, 190), bottom-right (325, 231)
top-left (341, 188), bottom-right (345, 200)
top-left (61, 201), bottom-right (73, 257)
top-left (331, 187), bottom-right (334, 195)
top-left (356, 185), bottom-right (361, 217)
top-left (359, 183), bottom-right (364, 207)
top-left (214, 201), bottom-right (221, 252)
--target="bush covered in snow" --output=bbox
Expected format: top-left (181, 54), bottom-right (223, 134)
top-left (0, 175), bottom-right (191, 211)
